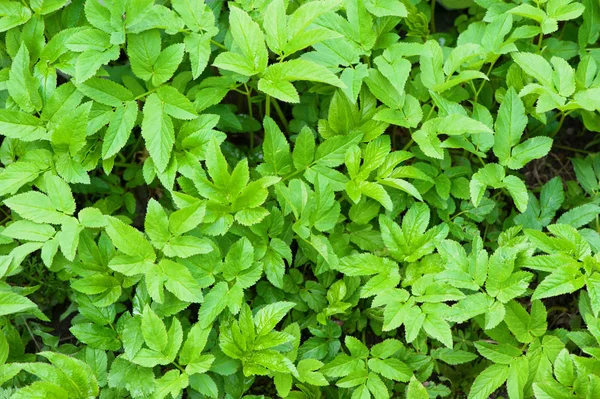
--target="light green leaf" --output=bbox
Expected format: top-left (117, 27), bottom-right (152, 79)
top-left (0, 1), bottom-right (31, 32)
top-left (142, 305), bottom-right (168, 353)
top-left (0, 291), bottom-right (39, 317)
top-left (105, 216), bottom-right (156, 261)
top-left (406, 376), bottom-right (429, 399)
top-left (8, 44), bottom-right (42, 113)
top-left (77, 78), bottom-right (134, 107)
top-left (142, 93), bottom-right (175, 173)
top-left (0, 110), bottom-right (47, 141)
top-left (103, 101), bottom-right (138, 159)
top-left (494, 87), bottom-right (527, 165)
top-left (4, 191), bottom-right (69, 224)
top-left (512, 52), bottom-right (553, 87)
top-left (44, 173), bottom-right (76, 215)
top-left (468, 364), bottom-right (510, 399)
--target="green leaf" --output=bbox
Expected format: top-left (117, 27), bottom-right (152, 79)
top-left (128, 30), bottom-right (161, 81)
top-left (185, 33), bottom-right (211, 79)
top-left (406, 376), bottom-right (429, 399)
top-left (0, 110), bottom-right (46, 141)
top-left (31, 0), bottom-right (68, 14)
top-left (142, 93), bottom-right (175, 173)
top-left (70, 323), bottom-right (121, 351)
top-left (198, 281), bottom-right (229, 328)
top-left (213, 7), bottom-right (268, 76)
top-left (77, 78), bottom-right (134, 107)
top-left (75, 47), bottom-right (120, 84)
top-left (254, 301), bottom-right (295, 336)
top-left (103, 101), bottom-right (138, 159)
top-left (365, 0), bottom-right (408, 17)
top-left (160, 259), bottom-right (203, 302)
top-left (494, 87), bottom-right (527, 165)
top-left (4, 191), bottom-right (69, 224)
top-left (153, 44), bottom-right (185, 86)
top-left (503, 175), bottom-right (529, 213)
top-left (468, 364), bottom-right (510, 399)
top-left (293, 127), bottom-right (316, 171)
top-left (263, 0), bottom-right (287, 54)
top-left (44, 173), bottom-right (75, 215)
top-left (263, 116), bottom-right (293, 175)
top-left (512, 52), bottom-right (553, 87)
top-left (153, 370), bottom-right (188, 399)
top-left (0, 291), bottom-right (39, 317)
top-left (506, 137), bottom-right (553, 169)
top-left (0, 161), bottom-right (41, 196)
top-left (105, 216), bottom-right (156, 261)
top-left (51, 102), bottom-right (90, 156)
top-left (171, 0), bottom-right (214, 32)
top-left (108, 357), bottom-right (156, 398)
top-left (556, 204), bottom-right (600, 228)
top-left (420, 40), bottom-right (444, 89)
top-left (423, 313), bottom-right (453, 348)
top-left (532, 265), bottom-right (585, 299)
top-left (142, 305), bottom-right (168, 352)
top-left (0, 2), bottom-right (31, 32)
top-left (8, 44), bottom-right (42, 113)
top-left (315, 132), bottom-right (363, 167)
top-left (169, 201), bottom-right (206, 235)
top-left (368, 358), bottom-right (411, 382)
top-left (2, 220), bottom-right (55, 242)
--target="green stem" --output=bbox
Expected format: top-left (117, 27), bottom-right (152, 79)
top-left (474, 60), bottom-right (497, 104)
top-left (244, 83), bottom-right (255, 150)
top-left (127, 134), bottom-right (144, 161)
top-left (553, 144), bottom-right (595, 155)
top-left (424, 104), bottom-right (436, 122)
top-left (232, 87), bottom-right (248, 95)
top-left (171, 362), bottom-right (186, 373)
top-left (134, 87), bottom-right (158, 101)
top-left (21, 316), bottom-right (41, 351)
top-left (537, 31), bottom-right (544, 53)
top-left (272, 98), bottom-right (289, 133)
top-left (0, 206), bottom-right (10, 218)
top-left (282, 163), bottom-right (313, 181)
top-left (551, 112), bottom-right (567, 137)
top-left (265, 94), bottom-right (271, 118)
top-left (210, 39), bottom-right (227, 50)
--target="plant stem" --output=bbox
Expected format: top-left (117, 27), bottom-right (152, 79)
top-left (474, 60), bottom-right (496, 103)
top-left (21, 316), bottom-right (41, 351)
top-left (425, 103), bottom-right (436, 122)
top-left (127, 134), bottom-right (144, 161)
top-left (265, 94), bottom-right (271, 118)
top-left (171, 362), bottom-right (186, 373)
top-left (210, 39), bottom-right (227, 50)
top-left (537, 31), bottom-right (544, 53)
top-left (272, 98), bottom-right (289, 133)
top-left (134, 87), bottom-right (158, 101)
top-left (244, 83), bottom-right (254, 150)
top-left (551, 112), bottom-right (567, 137)
top-left (402, 138), bottom-right (414, 151)
top-left (553, 144), bottom-right (595, 155)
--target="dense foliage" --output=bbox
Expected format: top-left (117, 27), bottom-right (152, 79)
top-left (1, 0), bottom-right (600, 397)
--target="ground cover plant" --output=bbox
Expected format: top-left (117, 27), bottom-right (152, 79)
top-left (1, 0), bottom-right (600, 397)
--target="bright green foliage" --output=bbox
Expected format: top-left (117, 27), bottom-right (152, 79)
top-left (0, 0), bottom-right (599, 398)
